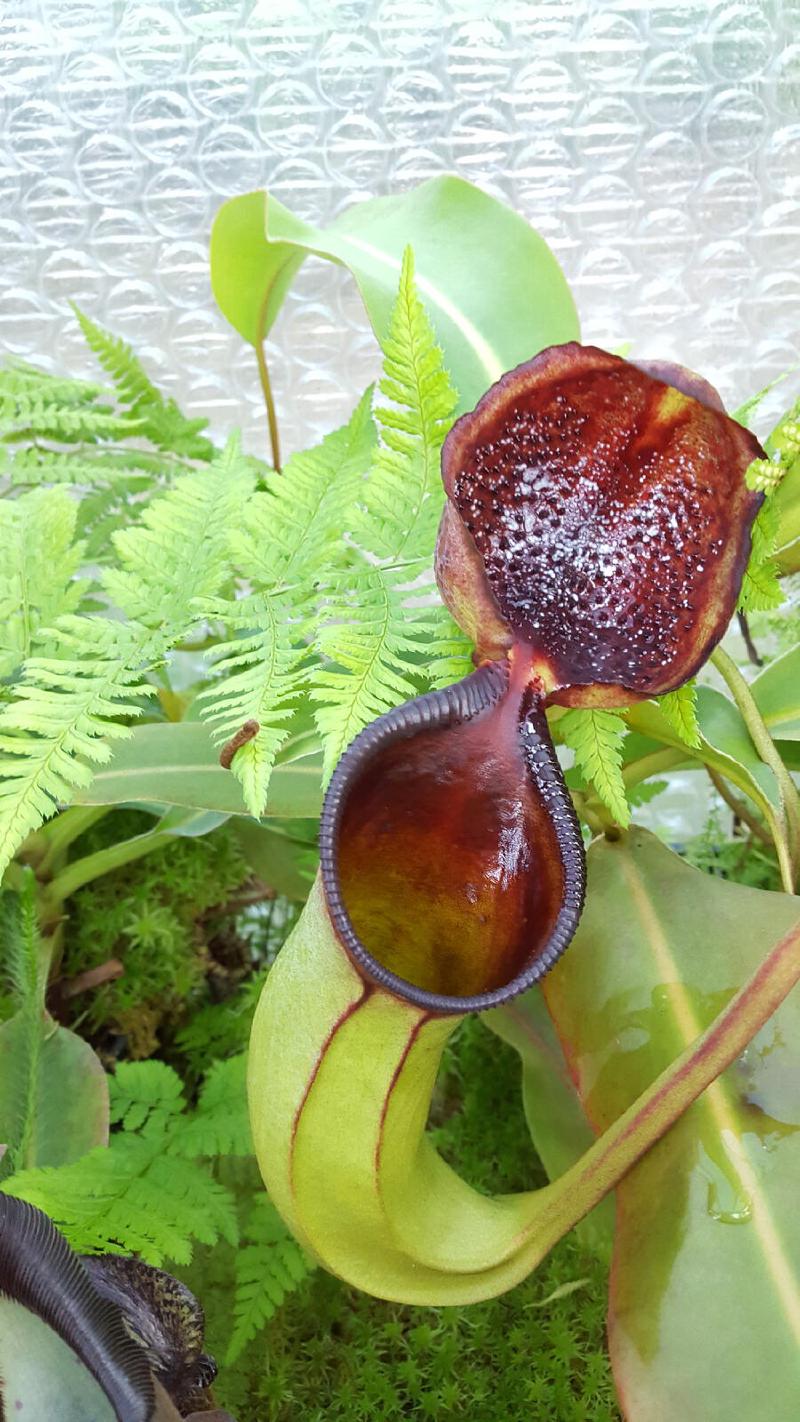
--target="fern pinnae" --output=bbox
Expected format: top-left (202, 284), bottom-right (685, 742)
top-left (226, 1197), bottom-right (312, 1364)
top-left (229, 386), bottom-right (377, 593)
top-left (72, 305), bottom-right (213, 462)
top-left (0, 487), bottom-right (86, 679)
top-left (198, 593), bottom-right (307, 817)
top-left (311, 252), bottom-right (459, 769)
top-left (560, 707), bottom-right (631, 828)
top-left (658, 680), bottom-right (701, 749)
top-left (0, 619), bottom-right (155, 877)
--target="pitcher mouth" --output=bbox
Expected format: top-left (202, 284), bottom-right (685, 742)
top-left (319, 659), bottom-right (586, 1016)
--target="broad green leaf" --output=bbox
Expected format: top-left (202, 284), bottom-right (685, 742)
top-left (211, 176), bottom-right (579, 411)
top-left (71, 722), bottom-right (323, 820)
top-left (544, 829), bottom-right (800, 1422)
top-left (0, 1013), bottom-right (109, 1177)
top-left (0, 1301), bottom-right (117, 1422)
top-left (232, 819), bottom-right (317, 903)
top-left (485, 991), bottom-right (613, 1257)
top-left (751, 644), bottom-right (800, 740)
top-left (626, 687), bottom-right (779, 815)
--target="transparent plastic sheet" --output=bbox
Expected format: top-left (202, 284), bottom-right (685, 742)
top-left (0, 0), bottom-right (798, 459)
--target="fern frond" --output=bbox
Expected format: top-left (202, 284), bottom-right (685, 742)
top-left (0, 445), bottom-right (158, 489)
top-left (0, 393), bottom-right (142, 442)
top-left (422, 604), bottom-right (475, 690)
top-left (353, 247), bottom-right (457, 565)
top-left (226, 1197), bottom-right (312, 1364)
top-left (0, 488), bottom-right (86, 678)
top-left (0, 873), bottom-right (45, 1181)
top-left (313, 566), bottom-right (434, 782)
top-left (102, 436), bottom-right (256, 629)
top-left (2, 1060), bottom-right (238, 1266)
top-left (560, 708), bottom-right (630, 828)
top-left (230, 386), bottom-right (377, 590)
top-left (73, 305), bottom-right (213, 461)
top-left (197, 594), bottom-right (307, 817)
top-left (0, 619), bottom-right (154, 877)
top-left (0, 362), bottom-right (105, 407)
top-left (310, 253), bottom-right (459, 772)
top-left (658, 680), bottom-right (700, 749)
top-left (109, 1059), bottom-right (185, 1138)
top-left (170, 1054), bottom-right (252, 1159)
top-left (739, 499), bottom-right (783, 612)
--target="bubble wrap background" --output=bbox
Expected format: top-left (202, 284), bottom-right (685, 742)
top-left (1, 0), bottom-right (799, 458)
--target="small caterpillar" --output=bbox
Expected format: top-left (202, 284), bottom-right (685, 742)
top-left (218, 719), bottom-right (260, 769)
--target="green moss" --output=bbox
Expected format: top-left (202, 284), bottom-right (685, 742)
top-left (61, 812), bottom-right (250, 1054)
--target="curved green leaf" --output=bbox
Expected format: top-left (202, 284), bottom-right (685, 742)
top-left (751, 645), bottom-right (800, 740)
top-left (0, 1300), bottom-right (117, 1422)
top-left (544, 829), bottom-right (800, 1422)
top-left (211, 177), bottom-right (579, 411)
top-left (0, 1015), bottom-right (109, 1178)
top-left (71, 722), bottom-right (322, 820)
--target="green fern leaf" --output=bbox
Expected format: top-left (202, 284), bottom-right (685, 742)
top-left (423, 604), bottom-right (475, 690)
top-left (313, 566), bottom-right (434, 782)
top-left (353, 247), bottom-right (457, 565)
top-left (226, 1197), bottom-right (312, 1364)
top-left (0, 393), bottom-right (142, 443)
top-left (170, 1053), bottom-right (252, 1159)
top-left (310, 252), bottom-right (459, 772)
top-left (2, 1060), bottom-right (238, 1266)
top-left (197, 594), bottom-right (307, 817)
top-left (560, 708), bottom-right (631, 828)
top-left (103, 436), bottom-right (256, 630)
top-left (0, 361), bottom-right (106, 408)
top-left (0, 619), bottom-right (154, 877)
top-left (658, 680), bottom-right (701, 749)
top-left (739, 500), bottom-right (783, 612)
top-left (0, 445), bottom-right (161, 489)
top-left (0, 488), bottom-right (86, 678)
top-left (73, 305), bottom-right (213, 461)
top-left (231, 386), bottom-right (377, 591)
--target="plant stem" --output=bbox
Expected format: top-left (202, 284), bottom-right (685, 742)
top-left (706, 765), bottom-right (772, 847)
top-left (737, 610), bottom-right (763, 668)
top-left (256, 341), bottom-right (282, 472)
top-left (621, 746), bottom-right (689, 789)
top-left (35, 806), bottom-right (111, 878)
top-left (536, 912), bottom-right (800, 1247)
top-left (42, 827), bottom-right (173, 908)
top-left (711, 646), bottom-right (800, 888)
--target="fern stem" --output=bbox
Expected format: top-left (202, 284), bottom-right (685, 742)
top-left (256, 341), bottom-right (281, 472)
top-left (710, 646), bottom-right (800, 889)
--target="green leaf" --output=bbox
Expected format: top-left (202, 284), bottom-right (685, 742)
top-left (739, 499), bottom-right (783, 612)
top-left (210, 176), bottom-right (579, 412)
top-left (751, 645), bottom-right (800, 741)
top-left (232, 817), bottom-right (317, 902)
top-left (226, 1197), bottom-right (312, 1365)
top-left (73, 304), bottom-right (213, 461)
top-left (0, 488), bottom-right (85, 677)
top-left (0, 1299), bottom-right (117, 1422)
top-left (658, 681), bottom-right (701, 749)
top-left (3, 1061), bottom-right (238, 1267)
top-left (70, 721), bottom-right (323, 820)
top-left (544, 828), bottom-right (800, 1422)
top-left (559, 708), bottom-right (630, 827)
top-left (230, 385), bottom-right (377, 590)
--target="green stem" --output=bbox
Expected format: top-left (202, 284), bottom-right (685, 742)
top-left (35, 806), bottom-right (111, 877)
top-left (621, 746), bottom-right (690, 789)
top-left (256, 341), bottom-right (281, 472)
top-left (43, 827), bottom-right (173, 907)
top-left (711, 646), bottom-right (800, 888)
top-left (536, 912), bottom-right (800, 1244)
